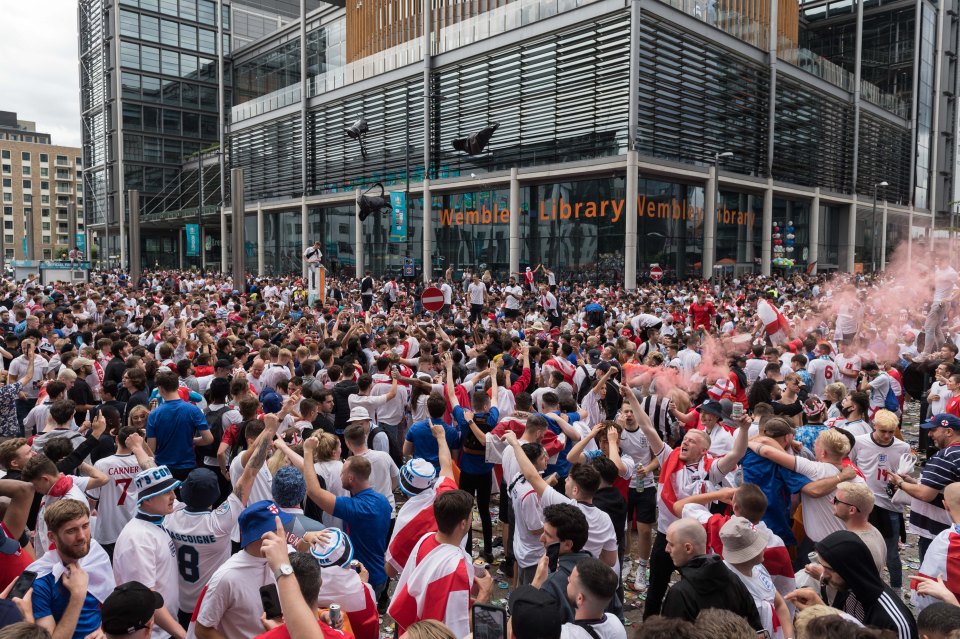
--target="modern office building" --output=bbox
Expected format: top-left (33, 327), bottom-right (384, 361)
top-left (0, 112), bottom-right (84, 267)
top-left (120, 0), bottom-right (960, 284)
top-left (78, 0), bottom-right (320, 269)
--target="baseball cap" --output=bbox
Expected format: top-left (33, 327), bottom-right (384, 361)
top-left (179, 468), bottom-right (220, 511)
top-left (309, 527), bottom-right (354, 567)
top-left (101, 581), bottom-right (164, 636)
top-left (135, 466), bottom-right (181, 505)
top-left (921, 413), bottom-right (960, 430)
top-left (587, 349), bottom-right (601, 365)
top-left (508, 585), bottom-right (562, 639)
top-left (0, 525), bottom-right (21, 555)
top-left (238, 500), bottom-right (294, 549)
top-left (272, 466), bottom-right (307, 508)
top-left (347, 406), bottom-right (370, 423)
top-left (697, 399), bottom-right (725, 419)
top-left (399, 458), bottom-right (437, 496)
top-left (71, 357), bottom-right (95, 371)
top-left (719, 516), bottom-right (767, 564)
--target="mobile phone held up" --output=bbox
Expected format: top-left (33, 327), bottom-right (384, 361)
top-left (259, 584), bottom-right (283, 619)
top-left (6, 571), bottom-right (36, 600)
top-left (547, 542), bottom-right (561, 572)
top-left (472, 602), bottom-right (507, 639)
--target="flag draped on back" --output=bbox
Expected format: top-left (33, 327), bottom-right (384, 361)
top-left (316, 565), bottom-right (379, 639)
top-left (911, 526), bottom-right (960, 612)
top-left (385, 477), bottom-right (456, 573)
top-left (387, 533), bottom-right (473, 637)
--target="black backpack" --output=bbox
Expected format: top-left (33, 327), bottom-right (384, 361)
top-left (368, 425), bottom-right (404, 467)
top-left (576, 365), bottom-right (597, 403)
top-left (196, 405), bottom-right (230, 460)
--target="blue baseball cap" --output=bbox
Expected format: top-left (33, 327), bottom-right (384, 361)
top-left (921, 413), bottom-right (960, 430)
top-left (238, 500), bottom-right (295, 548)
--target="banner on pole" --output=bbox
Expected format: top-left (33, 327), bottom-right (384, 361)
top-left (186, 224), bottom-right (200, 257)
top-left (76, 233), bottom-right (86, 254)
top-left (389, 192), bottom-right (407, 242)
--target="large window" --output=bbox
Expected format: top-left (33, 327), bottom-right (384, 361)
top-left (234, 39), bottom-right (301, 105)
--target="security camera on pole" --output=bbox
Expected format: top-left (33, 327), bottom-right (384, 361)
top-left (304, 240), bottom-right (323, 304)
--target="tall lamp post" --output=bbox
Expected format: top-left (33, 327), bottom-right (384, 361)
top-left (871, 180), bottom-right (888, 272)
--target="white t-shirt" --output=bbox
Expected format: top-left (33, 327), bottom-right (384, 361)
top-left (194, 550), bottom-right (275, 639)
top-left (706, 424), bottom-right (734, 457)
top-left (36, 480), bottom-right (90, 558)
top-left (89, 453), bottom-right (141, 545)
top-left (620, 427), bottom-right (654, 490)
top-left (359, 449), bottom-right (399, 514)
top-left (507, 473), bottom-right (544, 568)
top-left (807, 357), bottom-right (840, 399)
top-left (541, 486), bottom-right (619, 575)
top-left (504, 285), bottom-right (523, 310)
top-left (794, 457), bottom-right (865, 542)
top-left (165, 494), bottom-right (244, 613)
top-left (560, 614), bottom-right (627, 639)
top-left (933, 266), bottom-right (958, 303)
top-left (744, 358), bottom-right (767, 382)
top-left (841, 419), bottom-right (872, 438)
top-left (468, 282), bottom-right (486, 305)
top-left (928, 381), bottom-right (952, 416)
top-left (114, 517), bottom-right (180, 639)
top-left (850, 434), bottom-right (912, 512)
top-left (834, 354), bottom-right (862, 392)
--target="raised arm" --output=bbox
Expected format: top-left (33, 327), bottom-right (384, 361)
top-left (445, 354), bottom-right (460, 409)
top-left (431, 422), bottom-right (454, 480)
top-left (503, 431), bottom-right (548, 497)
top-left (605, 425), bottom-right (627, 476)
top-left (566, 424), bottom-right (604, 466)
top-left (488, 364), bottom-right (499, 411)
top-left (126, 432), bottom-right (157, 469)
top-left (234, 414), bottom-right (279, 505)
top-left (716, 414), bottom-right (751, 475)
top-left (672, 487), bottom-right (736, 518)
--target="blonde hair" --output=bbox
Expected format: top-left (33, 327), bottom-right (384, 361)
top-left (57, 369), bottom-right (77, 382)
top-left (128, 405), bottom-right (151, 425)
top-left (401, 620), bottom-right (456, 639)
top-left (825, 382), bottom-right (847, 404)
top-left (795, 605), bottom-right (845, 639)
top-left (836, 481), bottom-right (875, 513)
top-left (873, 409), bottom-right (899, 431)
top-left (817, 428), bottom-right (851, 458)
top-left (312, 432), bottom-right (341, 461)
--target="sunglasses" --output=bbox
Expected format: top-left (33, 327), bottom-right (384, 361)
top-left (832, 496), bottom-right (859, 512)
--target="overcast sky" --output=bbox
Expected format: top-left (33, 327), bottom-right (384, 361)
top-left (0, 1), bottom-right (82, 148)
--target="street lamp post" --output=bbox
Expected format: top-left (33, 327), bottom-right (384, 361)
top-left (871, 181), bottom-right (888, 272)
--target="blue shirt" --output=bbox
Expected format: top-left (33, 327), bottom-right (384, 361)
top-left (741, 450), bottom-right (810, 545)
top-left (540, 412), bottom-right (580, 478)
top-left (333, 488), bottom-right (392, 587)
top-left (32, 573), bottom-right (102, 639)
top-left (453, 406), bottom-right (499, 475)
top-left (405, 418), bottom-right (460, 473)
top-left (145, 399), bottom-right (209, 469)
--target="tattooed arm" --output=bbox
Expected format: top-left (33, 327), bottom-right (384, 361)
top-left (234, 414), bottom-right (279, 506)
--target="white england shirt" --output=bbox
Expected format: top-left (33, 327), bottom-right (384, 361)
top-left (88, 453), bottom-right (141, 545)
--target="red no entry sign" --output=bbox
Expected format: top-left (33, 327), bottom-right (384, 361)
top-left (650, 265), bottom-right (664, 281)
top-left (422, 287), bottom-right (444, 312)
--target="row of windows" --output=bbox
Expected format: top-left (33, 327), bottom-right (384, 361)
top-left (2, 207), bottom-right (84, 218)
top-left (121, 72), bottom-right (220, 112)
top-left (119, 10), bottom-right (218, 55)
top-left (1, 165), bottom-right (79, 180)
top-left (0, 133), bottom-right (51, 144)
top-left (123, 134), bottom-right (208, 165)
top-left (122, 105), bottom-right (218, 139)
top-left (119, 0), bottom-right (220, 28)
top-left (120, 41), bottom-right (217, 82)
top-left (0, 151), bottom-right (79, 164)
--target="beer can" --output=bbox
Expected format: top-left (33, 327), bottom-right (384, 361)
top-left (732, 402), bottom-right (744, 419)
top-left (473, 559), bottom-right (487, 578)
top-left (328, 604), bottom-right (341, 626)
top-left (807, 551), bottom-right (818, 565)
top-left (349, 560), bottom-right (361, 574)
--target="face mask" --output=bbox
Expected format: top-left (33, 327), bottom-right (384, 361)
top-left (840, 405), bottom-right (854, 418)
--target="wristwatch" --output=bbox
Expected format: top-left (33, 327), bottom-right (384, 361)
top-left (274, 564), bottom-right (294, 579)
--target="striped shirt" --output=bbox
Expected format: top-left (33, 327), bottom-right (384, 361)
top-left (910, 443), bottom-right (960, 539)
